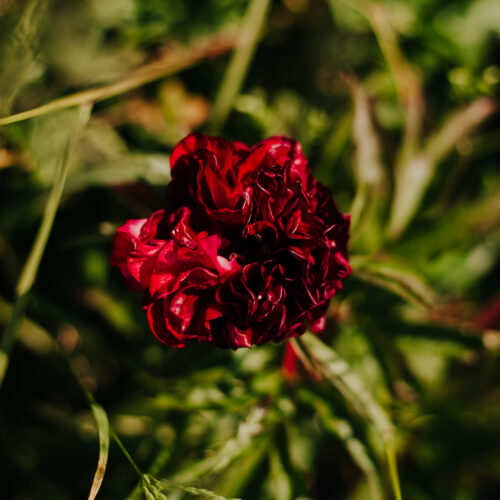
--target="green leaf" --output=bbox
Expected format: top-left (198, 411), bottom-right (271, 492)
top-left (88, 403), bottom-right (110, 500)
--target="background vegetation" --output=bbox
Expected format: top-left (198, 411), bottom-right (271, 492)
top-left (0, 0), bottom-right (499, 499)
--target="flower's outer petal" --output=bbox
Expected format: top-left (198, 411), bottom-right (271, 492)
top-left (145, 300), bottom-right (186, 348)
top-left (110, 218), bottom-right (149, 291)
top-left (170, 132), bottom-right (234, 176)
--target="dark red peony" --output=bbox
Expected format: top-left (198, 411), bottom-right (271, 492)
top-left (110, 133), bottom-right (351, 349)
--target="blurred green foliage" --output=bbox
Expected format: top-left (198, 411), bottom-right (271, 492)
top-left (0, 0), bottom-right (499, 499)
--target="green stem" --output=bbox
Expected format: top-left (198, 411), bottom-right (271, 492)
top-left (208, 0), bottom-right (271, 132)
top-left (111, 428), bottom-right (144, 479)
top-left (386, 442), bottom-right (403, 500)
top-left (0, 103), bottom-right (91, 389)
top-left (0, 28), bottom-right (238, 127)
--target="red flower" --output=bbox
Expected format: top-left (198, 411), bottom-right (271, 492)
top-left (111, 133), bottom-right (351, 349)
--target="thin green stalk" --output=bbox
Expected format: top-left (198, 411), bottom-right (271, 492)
top-left (208, 0), bottom-right (271, 132)
top-left (111, 428), bottom-right (144, 479)
top-left (0, 103), bottom-right (91, 388)
top-left (0, 28), bottom-right (238, 127)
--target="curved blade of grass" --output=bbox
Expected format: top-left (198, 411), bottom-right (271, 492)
top-left (88, 403), bottom-right (110, 500)
top-left (425, 97), bottom-right (496, 165)
top-left (367, 2), bottom-right (423, 167)
top-left (293, 333), bottom-right (402, 500)
top-left (0, 103), bottom-right (91, 389)
top-left (208, 0), bottom-right (271, 132)
top-left (387, 97), bottom-right (495, 240)
top-left (0, 28), bottom-right (238, 126)
top-left (367, 1), bottom-right (423, 242)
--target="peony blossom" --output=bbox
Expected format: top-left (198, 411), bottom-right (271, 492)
top-left (110, 133), bottom-right (351, 349)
